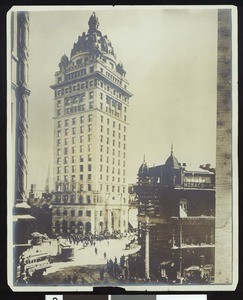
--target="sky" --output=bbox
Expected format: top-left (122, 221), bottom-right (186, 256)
top-left (27, 7), bottom-right (218, 191)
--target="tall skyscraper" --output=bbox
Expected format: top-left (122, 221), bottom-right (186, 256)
top-left (50, 13), bottom-right (133, 236)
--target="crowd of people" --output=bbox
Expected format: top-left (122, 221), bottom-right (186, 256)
top-left (60, 230), bottom-right (127, 247)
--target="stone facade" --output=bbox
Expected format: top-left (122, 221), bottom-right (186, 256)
top-left (50, 13), bottom-right (133, 236)
top-left (11, 11), bottom-right (35, 284)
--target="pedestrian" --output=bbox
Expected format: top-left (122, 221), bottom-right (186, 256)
top-left (67, 275), bottom-right (71, 283)
top-left (100, 268), bottom-right (105, 280)
top-left (125, 268), bottom-right (128, 280)
top-left (72, 274), bottom-right (77, 284)
top-left (95, 247), bottom-right (98, 255)
top-left (104, 252), bottom-right (107, 259)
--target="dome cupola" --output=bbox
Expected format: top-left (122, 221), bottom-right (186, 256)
top-left (165, 144), bottom-right (180, 169)
top-left (138, 155), bottom-right (149, 176)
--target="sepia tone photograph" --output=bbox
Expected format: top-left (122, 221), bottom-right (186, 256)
top-left (7, 6), bottom-right (237, 291)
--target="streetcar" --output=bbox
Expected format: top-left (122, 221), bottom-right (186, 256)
top-left (17, 249), bottom-right (52, 282)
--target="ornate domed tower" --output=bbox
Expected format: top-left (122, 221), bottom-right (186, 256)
top-left (50, 13), bottom-right (133, 235)
top-left (163, 145), bottom-right (182, 187)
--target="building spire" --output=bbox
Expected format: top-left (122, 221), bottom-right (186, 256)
top-left (88, 12), bottom-right (100, 33)
top-left (171, 143), bottom-right (173, 156)
top-left (143, 154), bottom-right (146, 163)
top-left (45, 165), bottom-right (51, 193)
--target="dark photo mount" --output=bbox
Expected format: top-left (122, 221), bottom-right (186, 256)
top-left (1, 0), bottom-right (241, 299)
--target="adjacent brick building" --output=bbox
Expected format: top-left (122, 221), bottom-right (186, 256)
top-left (136, 148), bottom-right (215, 281)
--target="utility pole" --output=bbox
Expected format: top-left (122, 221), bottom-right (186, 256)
top-left (144, 215), bottom-right (150, 279)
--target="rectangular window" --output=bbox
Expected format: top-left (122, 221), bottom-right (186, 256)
top-left (88, 124), bottom-right (92, 132)
top-left (89, 102), bottom-right (94, 109)
top-left (64, 157), bottom-right (68, 164)
top-left (88, 114), bottom-right (92, 122)
top-left (90, 66), bottom-right (94, 73)
top-left (78, 211), bottom-right (83, 216)
top-left (88, 154), bottom-right (92, 161)
top-left (88, 134), bottom-right (91, 142)
top-left (57, 121), bottom-right (61, 128)
top-left (86, 211), bottom-right (91, 217)
top-left (64, 138), bottom-right (68, 146)
top-left (80, 135), bottom-right (84, 143)
top-left (64, 147), bottom-right (68, 155)
top-left (80, 165), bottom-right (83, 172)
top-left (80, 126), bottom-right (84, 133)
top-left (80, 116), bottom-right (84, 123)
top-left (72, 127), bottom-right (76, 135)
top-left (72, 137), bottom-right (76, 144)
top-left (89, 91), bottom-right (94, 99)
top-left (80, 155), bottom-right (83, 162)
top-left (80, 145), bottom-right (83, 153)
top-left (88, 164), bottom-right (92, 172)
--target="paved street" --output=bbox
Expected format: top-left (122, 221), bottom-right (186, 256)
top-left (33, 235), bottom-right (140, 278)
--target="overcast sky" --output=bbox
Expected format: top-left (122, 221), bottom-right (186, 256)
top-left (27, 7), bottom-right (218, 191)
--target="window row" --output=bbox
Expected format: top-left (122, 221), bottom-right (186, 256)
top-left (55, 78), bottom-right (97, 97)
top-left (57, 115), bottom-right (93, 128)
top-left (56, 209), bottom-right (92, 217)
top-left (57, 153), bottom-right (92, 162)
top-left (100, 117), bottom-right (126, 132)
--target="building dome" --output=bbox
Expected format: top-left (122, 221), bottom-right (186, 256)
top-left (70, 12), bottom-right (117, 61)
top-left (165, 145), bottom-right (180, 169)
top-left (138, 156), bottom-right (149, 176)
top-left (165, 155), bottom-right (180, 169)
